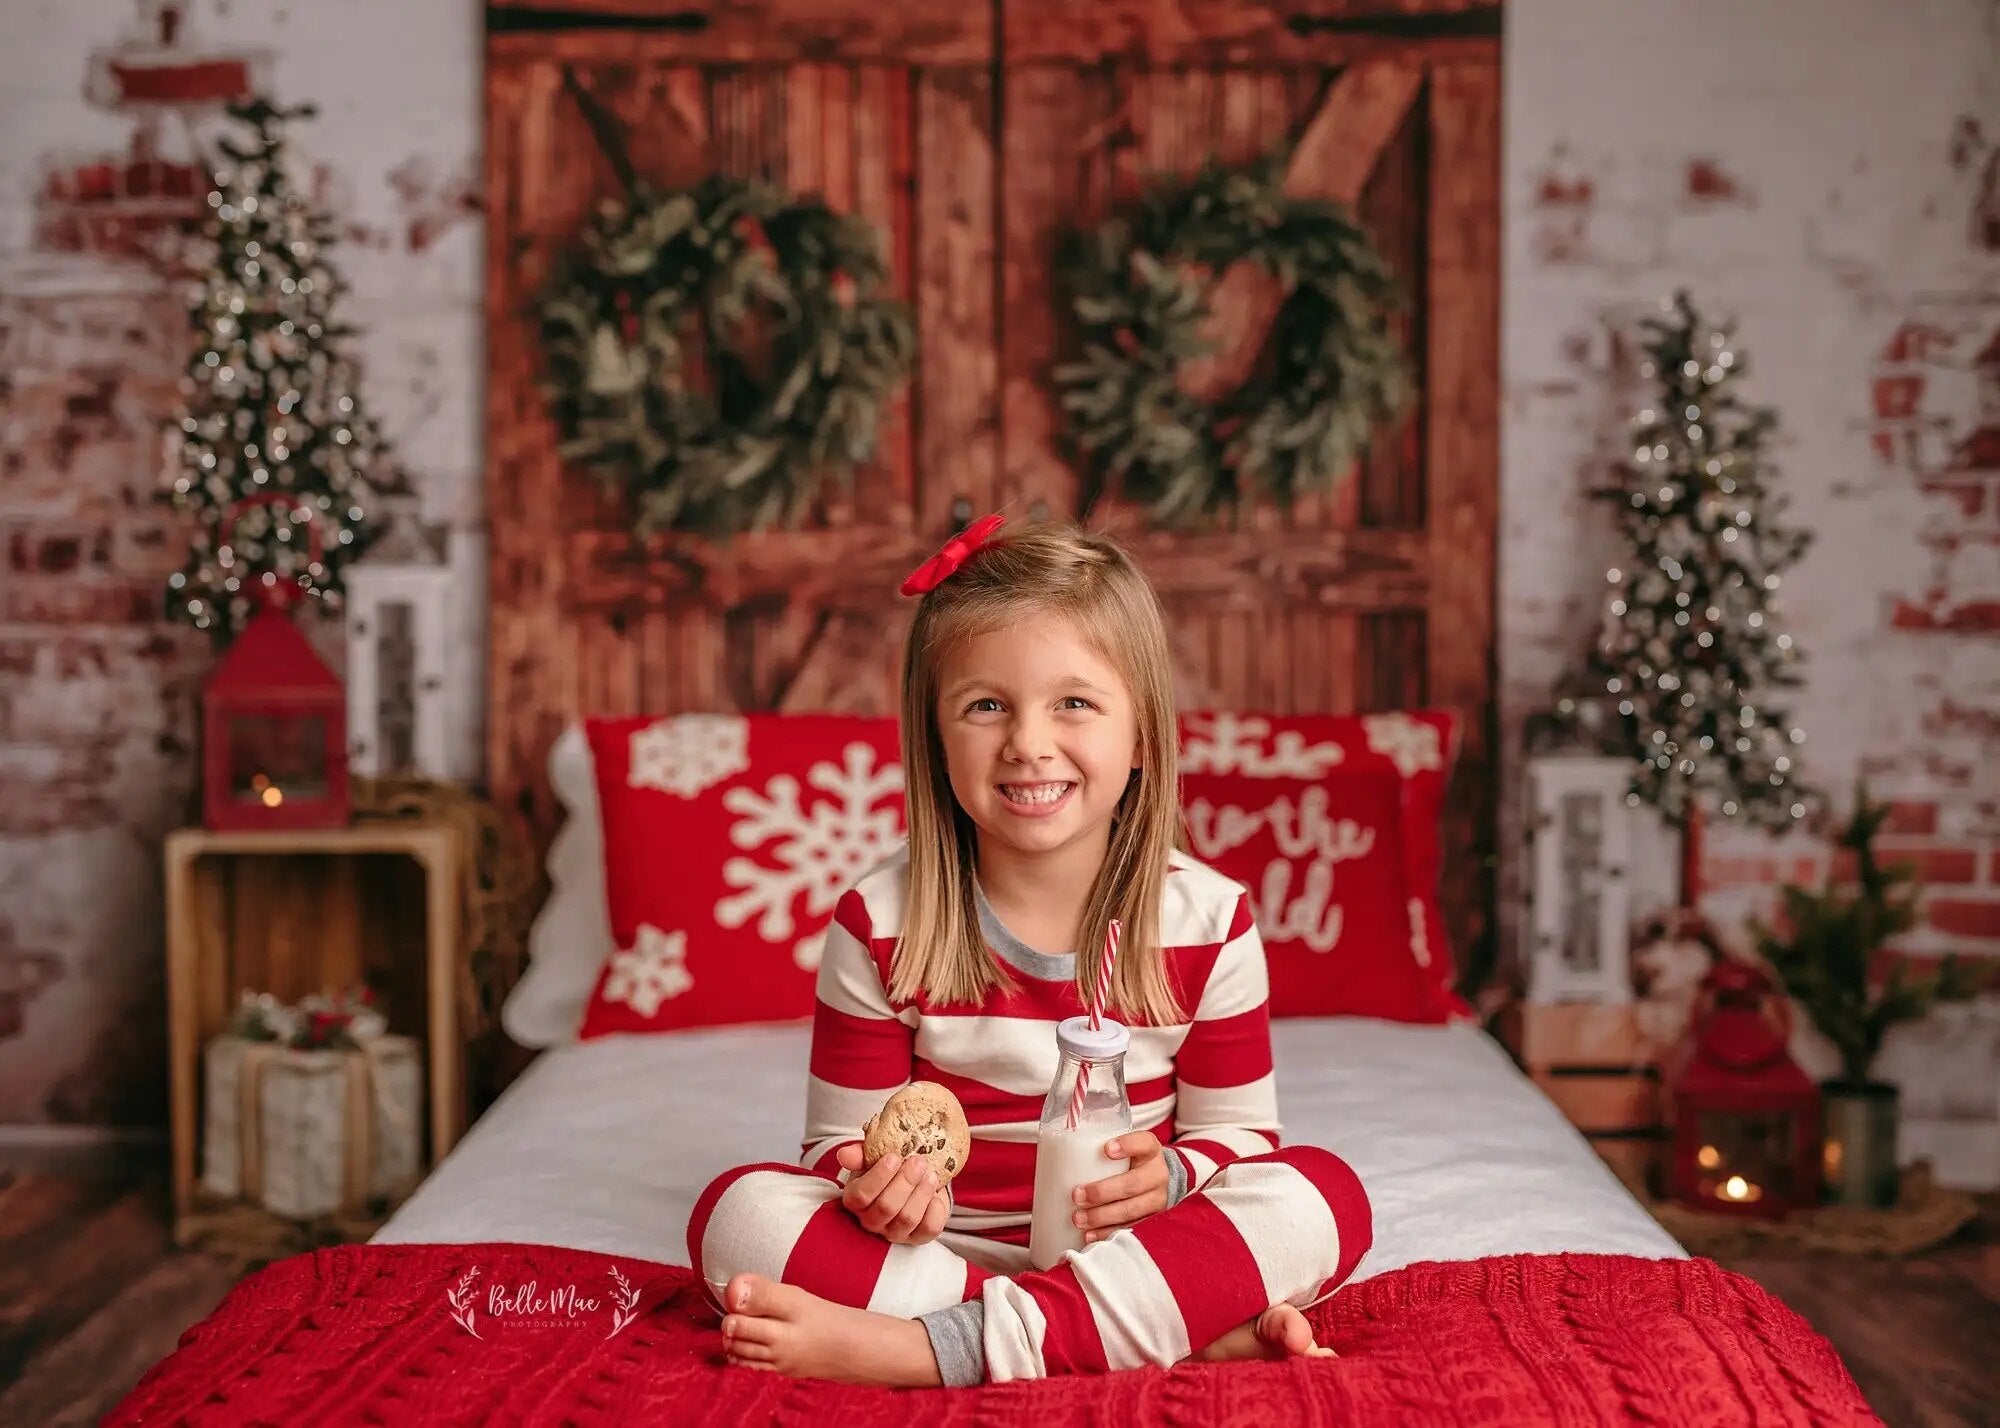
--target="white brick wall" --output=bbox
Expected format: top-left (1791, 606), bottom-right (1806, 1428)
top-left (1504, 0), bottom-right (2000, 1183)
top-left (0, 0), bottom-right (480, 1125)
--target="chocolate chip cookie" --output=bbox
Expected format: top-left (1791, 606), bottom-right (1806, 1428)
top-left (861, 1081), bottom-right (972, 1184)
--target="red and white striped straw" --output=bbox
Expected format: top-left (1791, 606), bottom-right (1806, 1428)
top-left (1088, 918), bottom-right (1121, 1030)
top-left (1067, 919), bottom-right (1123, 1129)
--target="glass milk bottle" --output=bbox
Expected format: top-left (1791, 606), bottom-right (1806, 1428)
top-left (1029, 1016), bottom-right (1133, 1270)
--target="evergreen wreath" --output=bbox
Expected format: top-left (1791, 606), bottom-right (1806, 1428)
top-left (1057, 158), bottom-right (1410, 525)
top-left (538, 173), bottom-right (915, 538)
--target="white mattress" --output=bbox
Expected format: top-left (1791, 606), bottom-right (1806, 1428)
top-left (377, 1018), bottom-right (1683, 1280)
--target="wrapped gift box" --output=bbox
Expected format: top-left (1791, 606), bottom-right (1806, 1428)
top-left (201, 1032), bottom-right (424, 1219)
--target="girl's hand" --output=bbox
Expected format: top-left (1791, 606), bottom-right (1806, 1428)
top-left (1072, 1130), bottom-right (1172, 1244)
top-left (836, 1143), bottom-right (951, 1246)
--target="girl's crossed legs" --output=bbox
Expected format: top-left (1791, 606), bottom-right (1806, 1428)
top-left (688, 1145), bottom-right (1372, 1386)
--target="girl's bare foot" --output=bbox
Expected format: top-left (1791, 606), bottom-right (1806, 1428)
top-left (719, 1274), bottom-right (942, 1387)
top-left (1196, 1302), bottom-right (1337, 1363)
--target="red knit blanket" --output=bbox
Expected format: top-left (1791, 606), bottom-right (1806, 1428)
top-left (108, 1243), bottom-right (1878, 1426)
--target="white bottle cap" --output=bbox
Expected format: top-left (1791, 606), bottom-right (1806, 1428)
top-left (1056, 1015), bottom-right (1130, 1061)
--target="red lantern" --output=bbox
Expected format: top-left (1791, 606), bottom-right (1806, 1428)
top-left (200, 504), bottom-right (349, 831)
top-left (1667, 960), bottom-right (1821, 1218)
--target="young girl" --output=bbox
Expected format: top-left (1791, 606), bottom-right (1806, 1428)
top-left (688, 518), bottom-right (1372, 1387)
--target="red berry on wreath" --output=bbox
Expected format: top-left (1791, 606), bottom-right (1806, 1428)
top-left (1114, 327), bottom-right (1140, 355)
top-left (830, 271), bottom-right (855, 308)
top-left (735, 216), bottom-right (772, 254)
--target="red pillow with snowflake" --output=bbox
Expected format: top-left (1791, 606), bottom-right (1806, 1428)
top-left (577, 714), bottom-right (906, 1037)
top-left (1177, 710), bottom-right (1467, 1024)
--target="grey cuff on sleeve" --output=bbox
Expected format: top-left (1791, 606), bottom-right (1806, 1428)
top-left (917, 1298), bottom-right (988, 1388)
top-left (1163, 1145), bottom-right (1190, 1207)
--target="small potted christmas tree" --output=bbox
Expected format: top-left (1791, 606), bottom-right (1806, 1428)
top-left (1752, 789), bottom-right (1974, 1207)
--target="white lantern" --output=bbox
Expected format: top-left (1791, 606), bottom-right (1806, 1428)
top-left (344, 511), bottom-right (476, 782)
top-left (1525, 755), bottom-right (1635, 1005)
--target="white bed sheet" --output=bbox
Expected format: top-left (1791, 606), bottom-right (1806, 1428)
top-left (377, 1018), bottom-right (1682, 1280)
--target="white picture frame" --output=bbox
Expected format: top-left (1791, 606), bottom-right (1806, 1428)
top-left (346, 563), bottom-right (453, 780)
top-left (1526, 754), bottom-right (1635, 1005)
top-left (343, 508), bottom-right (483, 784)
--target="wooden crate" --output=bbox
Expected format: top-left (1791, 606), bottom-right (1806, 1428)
top-left (162, 824), bottom-right (464, 1246)
top-left (1506, 1002), bottom-right (1666, 1196)
top-left (1515, 1003), bottom-right (1652, 1072)
top-left (1531, 1068), bottom-right (1661, 1133)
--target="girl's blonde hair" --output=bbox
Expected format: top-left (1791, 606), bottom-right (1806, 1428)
top-left (893, 521), bottom-right (1187, 1025)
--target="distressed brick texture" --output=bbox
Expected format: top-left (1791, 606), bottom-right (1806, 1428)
top-left (0, 0), bottom-right (480, 1128)
top-left (1503, 0), bottom-right (2000, 958)
top-left (1502, 0), bottom-right (2000, 1179)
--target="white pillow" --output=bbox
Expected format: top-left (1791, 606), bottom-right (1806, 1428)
top-left (500, 723), bottom-right (617, 1048)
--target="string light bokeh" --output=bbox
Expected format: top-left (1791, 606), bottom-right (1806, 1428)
top-left (1554, 291), bottom-right (1816, 829)
top-left (160, 99), bottom-right (386, 636)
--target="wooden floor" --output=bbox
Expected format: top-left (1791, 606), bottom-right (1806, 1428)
top-left (0, 1170), bottom-right (243, 1427)
top-left (1724, 1207), bottom-right (2000, 1428)
top-left (2, 1168), bottom-right (1996, 1426)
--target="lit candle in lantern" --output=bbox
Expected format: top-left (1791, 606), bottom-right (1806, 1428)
top-left (1697, 1144), bottom-right (1721, 1170)
top-left (1719, 1175), bottom-right (1762, 1204)
top-left (250, 772), bottom-right (285, 808)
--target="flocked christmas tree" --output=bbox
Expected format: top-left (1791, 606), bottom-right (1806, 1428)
top-left (1552, 291), bottom-right (1815, 831)
top-left (162, 97), bottom-right (387, 636)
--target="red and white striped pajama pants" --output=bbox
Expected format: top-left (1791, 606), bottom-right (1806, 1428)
top-left (688, 1146), bottom-right (1372, 1382)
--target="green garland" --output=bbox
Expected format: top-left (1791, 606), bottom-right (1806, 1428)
top-left (539, 175), bottom-right (915, 538)
top-left (1057, 158), bottom-right (1410, 525)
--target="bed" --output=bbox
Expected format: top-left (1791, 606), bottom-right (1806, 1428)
top-left (112, 1015), bottom-right (1879, 1425)
top-left (371, 1018), bottom-right (1684, 1276)
top-left (111, 707), bottom-right (1883, 1424)
top-left (113, 1019), bottom-right (1873, 1424)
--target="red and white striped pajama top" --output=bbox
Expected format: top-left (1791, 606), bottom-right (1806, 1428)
top-left (802, 847), bottom-right (1284, 1241)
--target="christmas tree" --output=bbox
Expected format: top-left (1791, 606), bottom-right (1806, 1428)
top-left (1553, 291), bottom-right (1814, 830)
top-left (162, 97), bottom-right (388, 636)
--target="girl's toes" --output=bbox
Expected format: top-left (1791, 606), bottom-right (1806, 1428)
top-left (726, 1273), bottom-right (779, 1315)
top-left (1258, 1303), bottom-right (1318, 1357)
top-left (724, 1313), bottom-right (782, 1346)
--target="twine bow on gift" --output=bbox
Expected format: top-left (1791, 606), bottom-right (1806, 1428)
top-left (226, 988), bottom-right (414, 1212)
top-left (232, 987), bottom-right (387, 1048)
top-left (233, 1037), bottom-right (413, 1210)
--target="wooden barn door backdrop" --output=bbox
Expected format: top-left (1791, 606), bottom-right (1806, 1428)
top-left (485, 1), bottom-right (1501, 967)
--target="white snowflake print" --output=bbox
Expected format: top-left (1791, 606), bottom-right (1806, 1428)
top-left (604, 924), bottom-right (693, 1015)
top-left (1408, 897), bottom-right (1432, 968)
top-left (1363, 713), bottom-right (1443, 777)
top-left (715, 742), bottom-right (905, 969)
top-left (628, 715), bottom-right (750, 798)
top-left (790, 930), bottom-right (831, 973)
top-left (1182, 713), bottom-right (1345, 779)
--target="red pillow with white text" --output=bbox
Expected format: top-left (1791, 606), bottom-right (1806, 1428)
top-left (1177, 710), bottom-right (1466, 1024)
top-left (577, 714), bottom-right (907, 1038)
top-left (576, 708), bottom-right (1463, 1036)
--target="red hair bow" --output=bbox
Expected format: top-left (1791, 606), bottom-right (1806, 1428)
top-left (899, 513), bottom-right (1005, 597)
